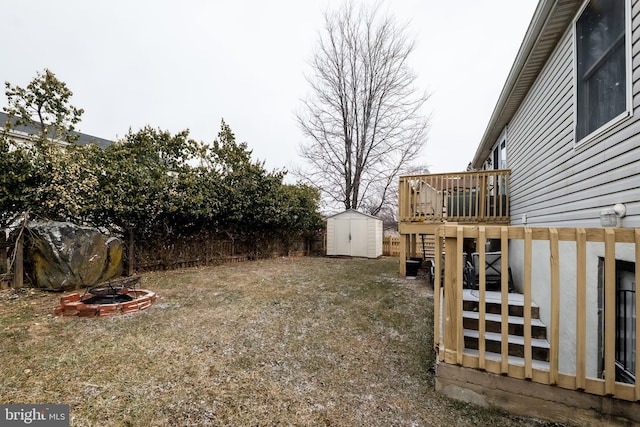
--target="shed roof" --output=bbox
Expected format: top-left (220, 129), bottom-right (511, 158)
top-left (471, 0), bottom-right (583, 169)
top-left (326, 209), bottom-right (381, 221)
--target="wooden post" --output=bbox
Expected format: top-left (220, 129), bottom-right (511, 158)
top-left (635, 229), bottom-right (640, 401)
top-left (434, 229), bottom-right (442, 354)
top-left (576, 228), bottom-right (587, 390)
top-left (0, 232), bottom-right (7, 290)
top-left (13, 232), bottom-right (23, 288)
top-left (0, 233), bottom-right (5, 269)
top-left (127, 229), bottom-right (135, 276)
top-left (443, 229), bottom-right (459, 363)
top-left (524, 227), bottom-right (533, 379)
top-left (479, 174), bottom-right (487, 220)
top-left (604, 228), bottom-right (616, 395)
top-left (399, 177), bottom-right (407, 220)
top-left (399, 233), bottom-right (407, 277)
top-left (478, 226), bottom-right (487, 370)
top-left (500, 226), bottom-right (509, 374)
top-left (456, 226), bottom-right (465, 365)
top-left (549, 228), bottom-right (560, 385)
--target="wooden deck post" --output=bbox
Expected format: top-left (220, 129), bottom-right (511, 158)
top-left (478, 226), bottom-right (487, 370)
top-left (575, 228), bottom-right (587, 390)
top-left (409, 233), bottom-right (415, 258)
top-left (399, 233), bottom-right (407, 277)
top-left (635, 229), bottom-right (640, 401)
top-left (524, 227), bottom-right (533, 379)
top-left (500, 226), bottom-right (509, 374)
top-left (604, 229), bottom-right (616, 395)
top-left (443, 229), bottom-right (459, 363)
top-left (549, 228), bottom-right (560, 385)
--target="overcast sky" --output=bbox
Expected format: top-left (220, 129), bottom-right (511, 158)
top-left (3, 0), bottom-right (538, 176)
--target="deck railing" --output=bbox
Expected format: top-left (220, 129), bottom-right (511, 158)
top-left (383, 235), bottom-right (436, 258)
top-left (435, 225), bottom-right (640, 402)
top-left (399, 170), bottom-right (510, 223)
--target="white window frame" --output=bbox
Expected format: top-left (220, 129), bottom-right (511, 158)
top-left (573, 0), bottom-right (633, 148)
top-left (484, 127), bottom-right (508, 171)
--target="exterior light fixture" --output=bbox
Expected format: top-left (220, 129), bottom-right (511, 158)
top-left (600, 203), bottom-right (626, 227)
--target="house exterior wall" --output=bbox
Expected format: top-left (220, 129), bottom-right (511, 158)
top-left (485, 0), bottom-right (640, 381)
top-left (436, 2), bottom-right (640, 419)
top-left (504, 0), bottom-right (640, 229)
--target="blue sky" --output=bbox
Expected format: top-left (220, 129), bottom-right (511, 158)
top-left (2, 0), bottom-right (537, 176)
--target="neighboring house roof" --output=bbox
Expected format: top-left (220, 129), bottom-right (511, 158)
top-left (471, 0), bottom-right (583, 169)
top-left (0, 111), bottom-right (113, 149)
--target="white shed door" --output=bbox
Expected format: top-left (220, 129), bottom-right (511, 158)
top-left (333, 218), bottom-right (368, 256)
top-left (350, 219), bottom-right (367, 257)
top-left (334, 219), bottom-right (352, 255)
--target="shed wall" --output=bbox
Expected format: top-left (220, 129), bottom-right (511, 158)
top-left (325, 211), bottom-right (382, 258)
top-left (366, 217), bottom-right (383, 258)
top-left (326, 218), bottom-right (336, 255)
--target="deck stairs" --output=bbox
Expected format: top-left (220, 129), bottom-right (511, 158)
top-left (462, 289), bottom-right (551, 370)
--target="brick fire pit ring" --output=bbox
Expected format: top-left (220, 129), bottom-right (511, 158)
top-left (55, 278), bottom-right (157, 318)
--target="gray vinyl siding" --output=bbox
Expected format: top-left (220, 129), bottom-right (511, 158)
top-left (504, 0), bottom-right (640, 228)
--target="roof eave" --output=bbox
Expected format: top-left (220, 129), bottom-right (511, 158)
top-left (471, 0), bottom-right (583, 169)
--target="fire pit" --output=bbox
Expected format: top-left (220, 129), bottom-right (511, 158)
top-left (55, 277), bottom-right (157, 317)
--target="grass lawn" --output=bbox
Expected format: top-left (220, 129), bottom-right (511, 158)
top-left (0, 256), bottom-right (565, 426)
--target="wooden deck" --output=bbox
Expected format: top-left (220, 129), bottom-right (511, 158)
top-left (399, 172), bottom-right (639, 419)
top-left (397, 170), bottom-right (511, 276)
top-left (398, 170), bottom-right (510, 225)
top-left (434, 225), bottom-right (640, 406)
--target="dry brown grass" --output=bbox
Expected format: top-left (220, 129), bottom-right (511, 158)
top-left (0, 257), bottom-right (565, 426)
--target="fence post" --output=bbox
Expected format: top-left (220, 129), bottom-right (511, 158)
top-left (13, 232), bottom-right (23, 288)
top-left (0, 232), bottom-right (7, 290)
top-left (127, 229), bottom-right (135, 276)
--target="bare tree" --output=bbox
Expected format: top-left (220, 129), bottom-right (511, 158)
top-left (296, 1), bottom-right (429, 215)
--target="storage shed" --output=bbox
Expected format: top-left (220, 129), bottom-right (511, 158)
top-left (325, 209), bottom-right (382, 258)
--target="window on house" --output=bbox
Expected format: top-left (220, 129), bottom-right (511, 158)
top-left (575, 0), bottom-right (628, 142)
top-left (491, 142), bottom-right (506, 170)
top-left (490, 139), bottom-right (507, 196)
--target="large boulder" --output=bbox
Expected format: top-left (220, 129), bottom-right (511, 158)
top-left (22, 221), bottom-right (123, 291)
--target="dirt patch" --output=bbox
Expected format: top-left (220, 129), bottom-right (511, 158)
top-left (0, 257), bottom-right (565, 426)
